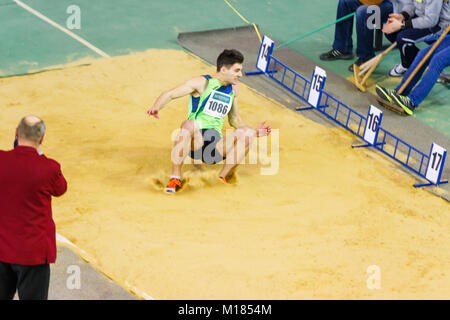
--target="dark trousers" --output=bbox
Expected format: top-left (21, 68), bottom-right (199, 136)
top-left (0, 260), bottom-right (50, 300)
top-left (385, 25), bottom-right (441, 68)
top-left (395, 37), bottom-right (450, 106)
top-left (333, 0), bottom-right (393, 60)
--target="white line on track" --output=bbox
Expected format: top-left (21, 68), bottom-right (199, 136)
top-left (13, 0), bottom-right (110, 58)
top-left (125, 282), bottom-right (155, 300)
top-left (56, 232), bottom-right (88, 255)
top-left (56, 233), bottom-right (155, 300)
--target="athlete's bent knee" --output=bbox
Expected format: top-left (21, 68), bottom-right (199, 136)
top-left (181, 120), bottom-right (198, 134)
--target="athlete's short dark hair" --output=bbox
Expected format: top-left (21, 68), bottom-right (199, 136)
top-left (216, 49), bottom-right (244, 72)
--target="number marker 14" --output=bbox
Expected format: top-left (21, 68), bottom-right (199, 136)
top-left (256, 36), bottom-right (274, 73)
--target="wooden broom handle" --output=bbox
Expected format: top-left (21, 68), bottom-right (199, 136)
top-left (398, 25), bottom-right (450, 94)
top-left (358, 41), bottom-right (397, 76)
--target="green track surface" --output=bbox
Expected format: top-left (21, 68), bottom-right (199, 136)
top-left (1, 0), bottom-right (448, 135)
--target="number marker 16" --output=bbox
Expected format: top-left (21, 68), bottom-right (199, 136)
top-left (364, 105), bottom-right (383, 145)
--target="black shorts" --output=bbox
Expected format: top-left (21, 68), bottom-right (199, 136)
top-left (189, 129), bottom-right (224, 164)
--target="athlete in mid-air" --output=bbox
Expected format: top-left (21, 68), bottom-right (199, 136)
top-left (147, 49), bottom-right (272, 193)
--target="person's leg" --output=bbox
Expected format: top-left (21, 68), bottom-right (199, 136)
top-left (355, 1), bottom-right (393, 60)
top-left (0, 261), bottom-right (17, 300)
top-left (395, 26), bottom-right (441, 68)
top-left (407, 45), bottom-right (450, 106)
top-left (377, 1), bottom-right (394, 41)
top-left (13, 263), bottom-right (50, 300)
top-left (170, 120), bottom-right (203, 178)
top-left (379, 1), bottom-right (393, 26)
top-left (348, 2), bottom-right (393, 71)
top-left (216, 126), bottom-right (256, 180)
top-left (384, 30), bottom-right (398, 44)
top-left (355, 5), bottom-right (375, 60)
top-left (395, 43), bottom-right (434, 95)
top-left (332, 0), bottom-right (362, 53)
top-left (390, 39), bottom-right (450, 114)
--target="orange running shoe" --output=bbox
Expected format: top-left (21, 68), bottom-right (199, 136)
top-left (165, 177), bottom-right (182, 194)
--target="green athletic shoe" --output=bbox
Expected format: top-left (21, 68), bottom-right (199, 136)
top-left (375, 85), bottom-right (395, 103)
top-left (391, 92), bottom-right (416, 115)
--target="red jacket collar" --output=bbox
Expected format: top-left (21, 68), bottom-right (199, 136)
top-left (13, 145), bottom-right (39, 154)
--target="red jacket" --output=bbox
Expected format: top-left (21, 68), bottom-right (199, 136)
top-left (0, 146), bottom-right (67, 265)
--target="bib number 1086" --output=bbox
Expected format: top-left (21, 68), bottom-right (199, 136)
top-left (203, 90), bottom-right (232, 119)
top-left (207, 100), bottom-right (228, 115)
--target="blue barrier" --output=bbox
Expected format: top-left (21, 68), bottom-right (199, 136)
top-left (247, 37), bottom-right (447, 188)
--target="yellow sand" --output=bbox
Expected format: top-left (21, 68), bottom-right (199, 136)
top-left (0, 49), bottom-right (449, 299)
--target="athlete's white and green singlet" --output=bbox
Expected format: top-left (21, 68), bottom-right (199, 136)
top-left (187, 75), bottom-right (234, 137)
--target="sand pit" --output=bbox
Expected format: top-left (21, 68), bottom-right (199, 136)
top-left (0, 49), bottom-right (449, 299)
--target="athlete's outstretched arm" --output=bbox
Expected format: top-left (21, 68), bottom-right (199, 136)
top-left (228, 85), bottom-right (247, 128)
top-left (228, 102), bottom-right (246, 129)
top-left (147, 77), bottom-right (206, 119)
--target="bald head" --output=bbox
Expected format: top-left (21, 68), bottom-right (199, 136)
top-left (17, 115), bottom-right (46, 144)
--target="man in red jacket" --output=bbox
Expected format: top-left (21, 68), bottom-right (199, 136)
top-left (0, 115), bottom-right (67, 300)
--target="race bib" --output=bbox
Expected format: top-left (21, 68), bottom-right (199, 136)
top-left (202, 90), bottom-right (232, 119)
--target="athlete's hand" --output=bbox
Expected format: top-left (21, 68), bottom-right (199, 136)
top-left (146, 106), bottom-right (160, 119)
top-left (256, 121), bottom-right (271, 137)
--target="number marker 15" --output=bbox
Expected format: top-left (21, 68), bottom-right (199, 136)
top-left (307, 66), bottom-right (326, 107)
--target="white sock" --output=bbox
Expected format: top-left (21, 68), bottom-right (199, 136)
top-left (170, 175), bottom-right (181, 180)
